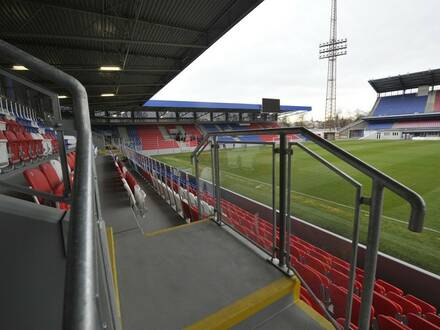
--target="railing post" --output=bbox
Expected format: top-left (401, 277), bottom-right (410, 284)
top-left (213, 137), bottom-right (222, 223)
top-left (278, 133), bottom-right (287, 267)
top-left (359, 180), bottom-right (384, 329)
top-left (271, 143), bottom-right (277, 259)
top-left (194, 155), bottom-right (202, 218)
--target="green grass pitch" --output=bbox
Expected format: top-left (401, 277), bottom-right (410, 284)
top-left (155, 140), bottom-right (440, 275)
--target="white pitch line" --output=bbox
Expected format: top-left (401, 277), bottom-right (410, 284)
top-left (219, 168), bottom-right (440, 235)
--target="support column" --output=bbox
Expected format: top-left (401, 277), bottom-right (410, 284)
top-left (278, 133), bottom-right (287, 267)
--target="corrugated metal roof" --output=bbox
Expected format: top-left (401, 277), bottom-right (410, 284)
top-left (369, 69), bottom-right (440, 93)
top-left (0, 0), bottom-right (264, 112)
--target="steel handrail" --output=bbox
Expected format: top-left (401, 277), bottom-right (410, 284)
top-left (193, 127), bottom-right (425, 329)
top-left (291, 142), bottom-right (363, 330)
top-left (0, 40), bottom-right (96, 329)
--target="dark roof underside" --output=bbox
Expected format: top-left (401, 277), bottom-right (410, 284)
top-left (369, 68), bottom-right (440, 93)
top-left (0, 0), bottom-right (263, 112)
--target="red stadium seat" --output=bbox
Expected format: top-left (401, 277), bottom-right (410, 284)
top-left (329, 283), bottom-right (374, 326)
top-left (4, 130), bottom-right (20, 165)
top-left (303, 254), bottom-right (330, 276)
top-left (404, 295), bottom-right (436, 314)
top-left (407, 313), bottom-right (440, 330)
top-left (189, 205), bottom-right (199, 221)
top-left (329, 268), bottom-right (362, 293)
top-left (23, 168), bottom-right (60, 205)
top-left (376, 279), bottom-right (404, 296)
top-left (125, 172), bottom-right (137, 193)
top-left (15, 131), bottom-right (30, 161)
top-left (39, 162), bottom-right (62, 190)
top-left (426, 313), bottom-right (440, 327)
top-left (292, 259), bottom-right (326, 301)
top-left (377, 314), bottom-right (411, 330)
top-left (386, 292), bottom-right (422, 315)
top-left (373, 291), bottom-right (403, 317)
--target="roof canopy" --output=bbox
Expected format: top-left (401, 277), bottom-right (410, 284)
top-left (0, 0), bottom-right (263, 112)
top-left (143, 100), bottom-right (312, 113)
top-left (369, 69), bottom-right (440, 93)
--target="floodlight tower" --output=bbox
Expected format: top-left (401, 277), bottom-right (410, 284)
top-left (319, 0), bottom-right (347, 131)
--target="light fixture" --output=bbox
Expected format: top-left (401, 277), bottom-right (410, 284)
top-left (58, 95), bottom-right (68, 99)
top-left (12, 65), bottom-right (28, 71)
top-left (101, 93), bottom-right (115, 97)
top-left (99, 66), bottom-right (121, 71)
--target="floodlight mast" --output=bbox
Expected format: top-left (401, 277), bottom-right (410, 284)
top-left (319, 0), bottom-right (347, 131)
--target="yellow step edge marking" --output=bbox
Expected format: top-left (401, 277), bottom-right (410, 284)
top-left (296, 300), bottom-right (335, 330)
top-left (144, 219), bottom-right (210, 238)
top-left (106, 226), bottom-right (122, 319)
top-left (185, 276), bottom-right (300, 330)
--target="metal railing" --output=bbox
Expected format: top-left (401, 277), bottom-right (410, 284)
top-left (191, 127), bottom-right (425, 330)
top-left (0, 40), bottom-right (120, 330)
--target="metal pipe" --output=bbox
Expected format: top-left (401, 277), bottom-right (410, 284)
top-left (271, 143), bottom-right (277, 259)
top-left (214, 138), bottom-right (222, 223)
top-left (56, 126), bottom-right (72, 197)
top-left (285, 144), bottom-right (293, 269)
top-left (278, 133), bottom-right (287, 267)
top-left (359, 180), bottom-right (384, 329)
top-left (194, 155), bottom-right (202, 218)
top-left (344, 187), bottom-right (362, 330)
top-left (0, 40), bottom-right (97, 330)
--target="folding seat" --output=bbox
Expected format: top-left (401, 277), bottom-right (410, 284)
top-left (426, 313), bottom-right (440, 327)
top-left (0, 130), bottom-right (8, 169)
top-left (386, 292), bottom-right (422, 315)
top-left (42, 134), bottom-right (53, 155)
top-left (4, 130), bottom-right (20, 165)
top-left (329, 283), bottom-right (374, 326)
top-left (404, 295), bottom-right (436, 314)
top-left (23, 168), bottom-right (51, 202)
top-left (188, 192), bottom-right (197, 207)
top-left (309, 249), bottom-right (332, 265)
top-left (174, 192), bottom-right (183, 216)
top-left (336, 318), bottom-right (358, 330)
top-left (332, 261), bottom-right (350, 275)
top-left (181, 200), bottom-right (191, 221)
top-left (407, 313), bottom-right (440, 330)
top-left (376, 279), bottom-right (404, 296)
top-left (133, 186), bottom-right (147, 210)
top-left (31, 132), bottom-right (44, 157)
top-left (292, 260), bottom-right (326, 301)
top-left (303, 254), bottom-right (331, 276)
top-left (122, 179), bottom-right (136, 208)
top-left (329, 268), bottom-right (362, 293)
top-left (125, 172), bottom-right (137, 193)
top-left (39, 162), bottom-right (63, 191)
top-left (24, 131), bottom-right (37, 160)
top-left (15, 130), bottom-right (30, 161)
top-left (377, 315), bottom-right (411, 330)
top-left (373, 291), bottom-right (403, 317)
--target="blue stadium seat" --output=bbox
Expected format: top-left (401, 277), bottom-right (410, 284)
top-left (372, 94), bottom-right (427, 116)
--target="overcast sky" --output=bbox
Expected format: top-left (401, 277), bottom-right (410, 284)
top-left (153, 0), bottom-right (440, 120)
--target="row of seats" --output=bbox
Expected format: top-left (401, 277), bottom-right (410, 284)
top-left (0, 117), bottom-right (59, 171)
top-left (138, 166), bottom-right (213, 222)
top-left (113, 158), bottom-right (146, 211)
top-left (22, 151), bottom-right (76, 210)
top-left (128, 155), bottom-right (439, 329)
top-left (200, 192), bottom-right (439, 329)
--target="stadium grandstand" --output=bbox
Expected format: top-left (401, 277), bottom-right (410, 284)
top-left (340, 69), bottom-right (440, 139)
top-left (0, 1), bottom-right (438, 330)
top-left (93, 99), bottom-right (311, 154)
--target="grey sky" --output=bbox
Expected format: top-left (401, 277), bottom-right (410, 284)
top-left (154, 0), bottom-right (440, 120)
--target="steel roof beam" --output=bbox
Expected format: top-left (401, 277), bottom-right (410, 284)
top-left (8, 41), bottom-right (183, 62)
top-left (11, 0), bottom-right (207, 36)
top-left (2, 32), bottom-right (207, 49)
